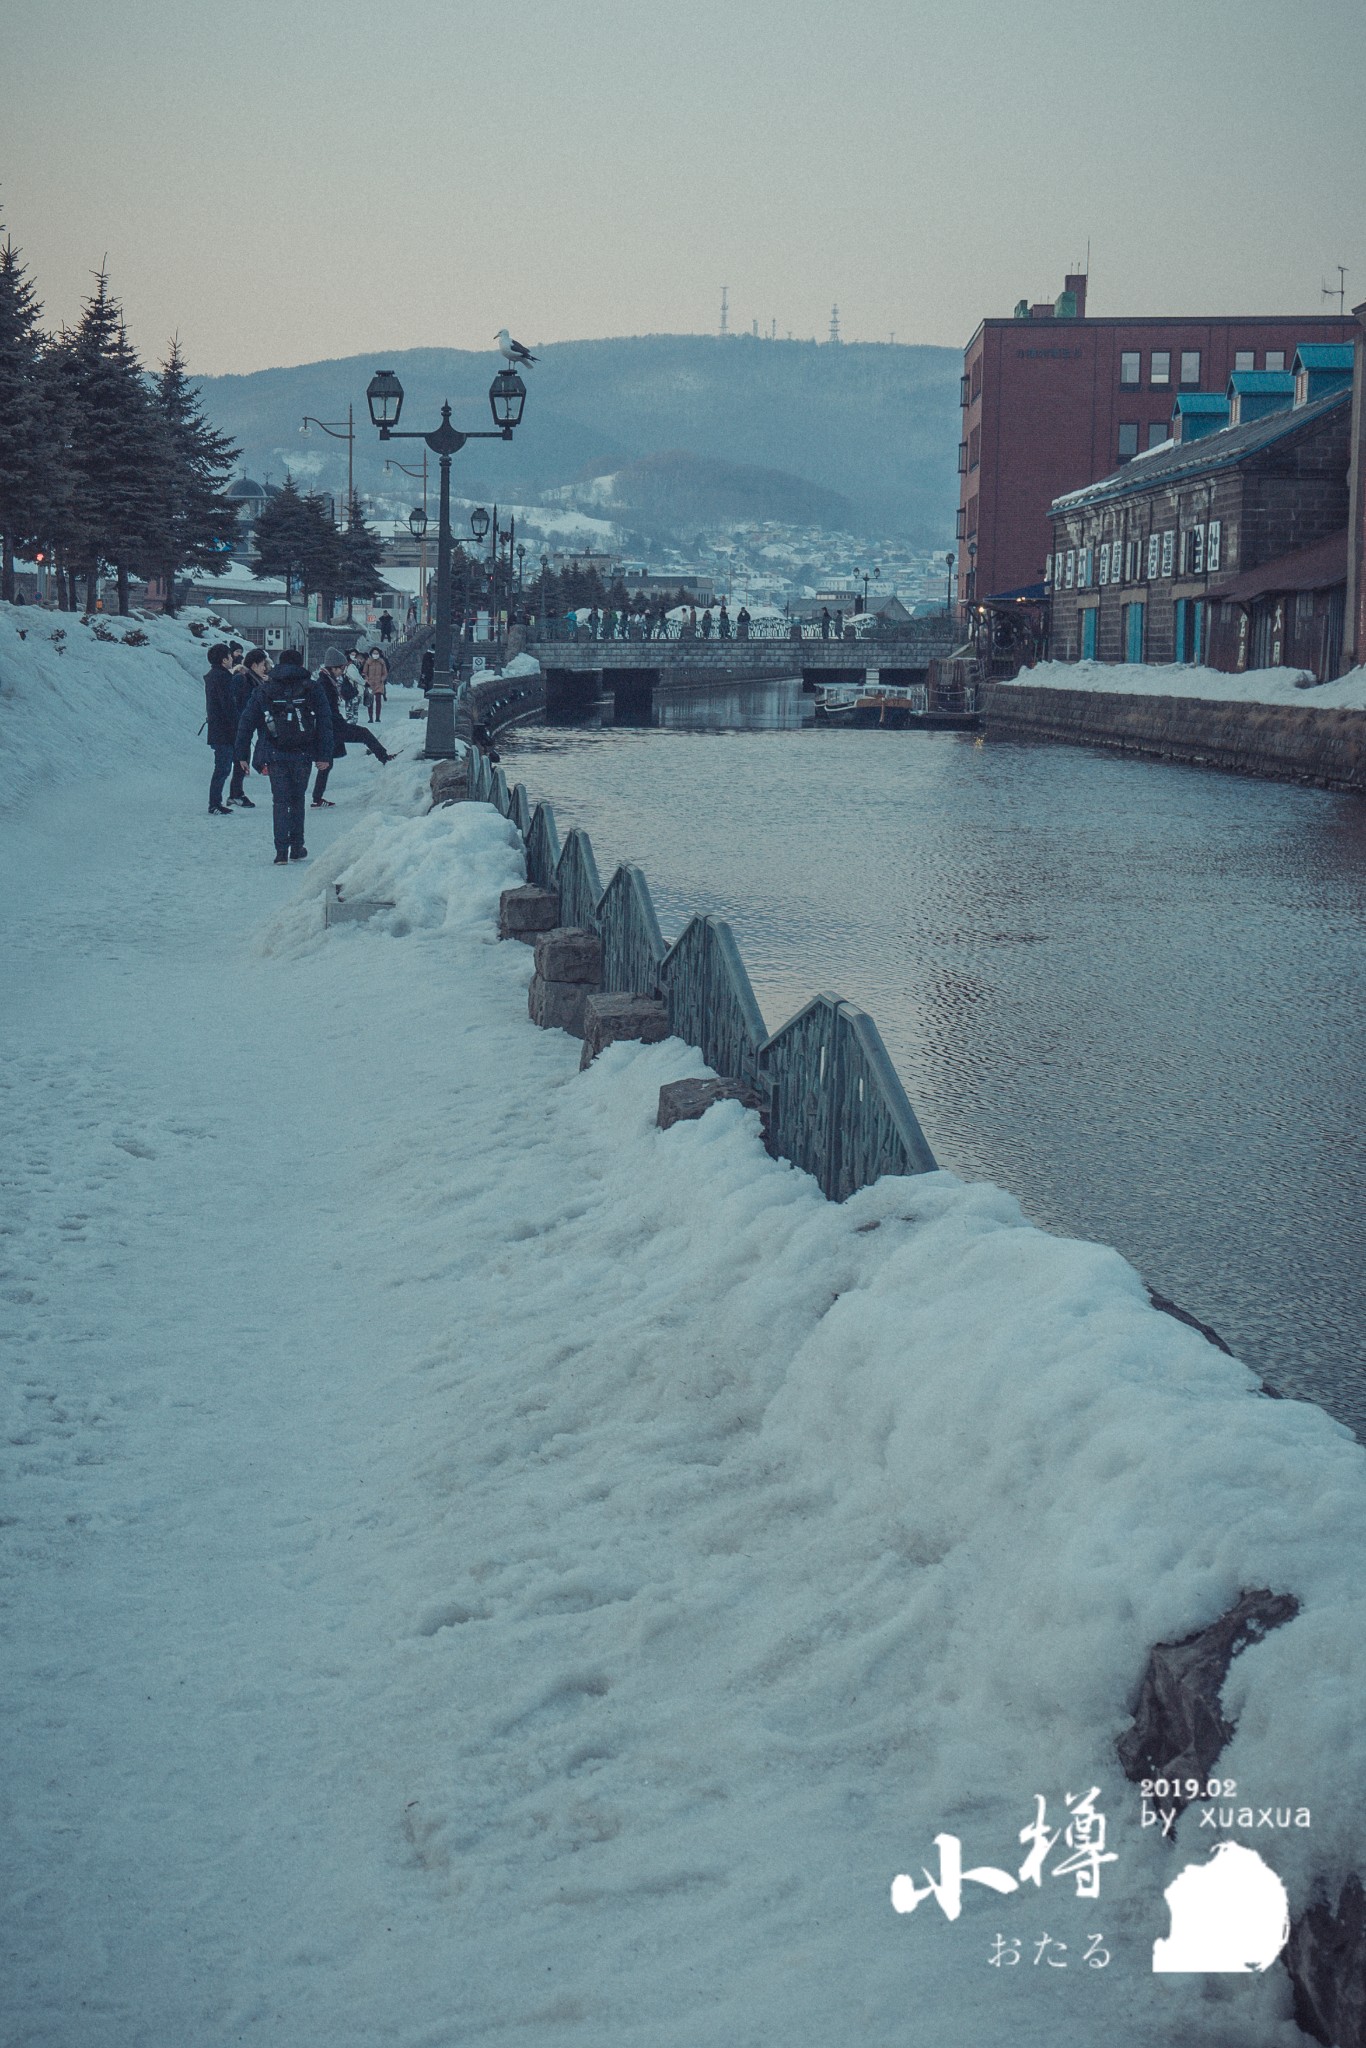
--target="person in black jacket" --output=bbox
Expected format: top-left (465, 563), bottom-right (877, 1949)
top-left (204, 644), bottom-right (239, 815)
top-left (227, 649), bottom-right (264, 806)
top-left (310, 648), bottom-right (392, 807)
top-left (234, 649), bottom-right (334, 864)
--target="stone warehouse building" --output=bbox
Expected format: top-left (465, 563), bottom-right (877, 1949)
top-left (957, 277), bottom-right (1354, 607)
top-left (1045, 380), bottom-right (1351, 674)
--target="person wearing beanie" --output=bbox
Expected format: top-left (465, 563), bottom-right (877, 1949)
top-left (311, 649), bottom-right (392, 807)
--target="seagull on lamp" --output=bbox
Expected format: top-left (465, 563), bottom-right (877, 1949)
top-left (495, 329), bottom-right (538, 367)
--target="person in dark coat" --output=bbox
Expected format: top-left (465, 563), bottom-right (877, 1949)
top-left (235, 649), bottom-right (333, 864)
top-left (311, 648), bottom-right (391, 806)
top-left (227, 649), bottom-right (262, 806)
top-left (204, 644), bottom-right (240, 815)
top-left (419, 648), bottom-right (435, 692)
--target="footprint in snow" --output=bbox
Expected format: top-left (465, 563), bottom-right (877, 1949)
top-left (112, 1134), bottom-right (157, 1159)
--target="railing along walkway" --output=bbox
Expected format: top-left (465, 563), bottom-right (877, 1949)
top-left (465, 744), bottom-right (937, 1201)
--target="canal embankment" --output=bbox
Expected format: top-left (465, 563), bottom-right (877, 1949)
top-left (988, 659), bottom-right (1366, 790)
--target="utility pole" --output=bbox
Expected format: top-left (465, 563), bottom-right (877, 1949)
top-left (829, 305), bottom-right (841, 345)
top-left (720, 285), bottom-right (729, 337)
top-left (1323, 266), bottom-right (1348, 316)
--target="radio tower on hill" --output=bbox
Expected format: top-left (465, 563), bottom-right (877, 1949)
top-left (720, 286), bottom-right (729, 337)
top-left (829, 304), bottom-right (841, 345)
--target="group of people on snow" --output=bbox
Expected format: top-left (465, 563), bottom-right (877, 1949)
top-left (202, 641), bottom-right (397, 866)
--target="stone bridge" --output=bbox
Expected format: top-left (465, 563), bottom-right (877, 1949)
top-left (522, 619), bottom-right (962, 716)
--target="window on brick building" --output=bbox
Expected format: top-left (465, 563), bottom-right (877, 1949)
top-left (960, 373), bottom-right (970, 406)
top-left (1149, 421), bottom-right (1169, 449)
top-left (958, 442), bottom-right (968, 474)
top-left (1098, 542), bottom-right (1110, 585)
top-left (1180, 350), bottom-right (1201, 386)
top-left (967, 494), bottom-right (978, 535)
top-left (1160, 529), bottom-right (1175, 576)
top-left (1118, 421), bottom-right (1139, 459)
top-left (971, 360), bottom-right (982, 401)
top-left (1234, 350), bottom-right (1255, 373)
top-left (968, 425), bottom-right (981, 469)
top-left (1151, 351), bottom-right (1171, 387)
top-left (1065, 549), bottom-right (1076, 588)
top-left (956, 506), bottom-right (967, 540)
top-left (1146, 533), bottom-right (1160, 579)
top-left (1120, 351), bottom-right (1141, 386)
top-left (1265, 350), bottom-right (1285, 371)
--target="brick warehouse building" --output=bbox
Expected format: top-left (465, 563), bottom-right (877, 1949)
top-left (956, 275), bottom-right (1355, 605)
top-left (1045, 386), bottom-right (1351, 673)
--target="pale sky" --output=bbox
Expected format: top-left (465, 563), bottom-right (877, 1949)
top-left (5, 0), bottom-right (1365, 376)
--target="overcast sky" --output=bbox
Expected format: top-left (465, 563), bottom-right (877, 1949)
top-left (5, 0), bottom-right (1364, 376)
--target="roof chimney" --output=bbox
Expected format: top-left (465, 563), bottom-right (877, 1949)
top-left (1064, 272), bottom-right (1088, 319)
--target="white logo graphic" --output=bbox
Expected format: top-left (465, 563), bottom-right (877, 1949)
top-left (1152, 1842), bottom-right (1289, 1973)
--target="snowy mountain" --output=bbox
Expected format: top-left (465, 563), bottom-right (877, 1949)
top-left (192, 333), bottom-right (960, 545)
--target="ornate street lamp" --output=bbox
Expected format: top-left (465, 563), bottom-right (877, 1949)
top-left (363, 365), bottom-right (530, 758)
top-left (408, 505), bottom-right (428, 539)
top-left (470, 505), bottom-right (490, 542)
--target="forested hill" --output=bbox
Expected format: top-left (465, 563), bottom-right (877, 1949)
top-left (193, 333), bottom-right (961, 543)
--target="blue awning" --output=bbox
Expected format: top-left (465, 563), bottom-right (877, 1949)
top-left (985, 582), bottom-right (1048, 603)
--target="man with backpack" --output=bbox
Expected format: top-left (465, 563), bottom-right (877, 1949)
top-left (234, 648), bottom-right (333, 865)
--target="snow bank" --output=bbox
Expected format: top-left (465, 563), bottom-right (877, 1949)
top-left (1005, 657), bottom-right (1366, 711)
top-left (5, 604), bottom-right (1366, 2043)
top-left (0, 602), bottom-right (227, 813)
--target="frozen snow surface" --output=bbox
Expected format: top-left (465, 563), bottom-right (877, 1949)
top-left (3, 602), bottom-right (1365, 2046)
top-left (1004, 657), bottom-right (1366, 710)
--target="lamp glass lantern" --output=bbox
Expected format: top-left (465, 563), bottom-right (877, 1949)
top-left (366, 369), bottom-right (404, 430)
top-left (470, 506), bottom-right (490, 541)
top-left (408, 505), bottom-right (428, 539)
top-left (488, 368), bottom-right (527, 431)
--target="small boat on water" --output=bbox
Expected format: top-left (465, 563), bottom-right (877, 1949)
top-left (813, 678), bottom-right (982, 731)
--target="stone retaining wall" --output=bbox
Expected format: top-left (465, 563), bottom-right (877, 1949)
top-left (986, 682), bottom-right (1366, 792)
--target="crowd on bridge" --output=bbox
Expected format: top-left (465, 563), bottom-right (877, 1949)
top-left (202, 641), bottom-right (399, 865)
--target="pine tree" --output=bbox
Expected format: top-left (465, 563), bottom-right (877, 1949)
top-left (253, 473), bottom-right (339, 608)
top-left (0, 232), bottom-right (56, 602)
top-left (150, 337), bottom-right (239, 613)
top-left (335, 492), bottom-right (382, 621)
top-left (49, 270), bottom-right (171, 613)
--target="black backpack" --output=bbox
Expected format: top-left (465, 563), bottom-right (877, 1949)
top-left (262, 675), bottom-right (318, 751)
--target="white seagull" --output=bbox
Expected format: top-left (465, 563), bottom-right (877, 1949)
top-left (495, 329), bottom-right (538, 367)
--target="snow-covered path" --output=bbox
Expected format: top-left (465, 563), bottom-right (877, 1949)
top-left (4, 614), bottom-right (1366, 2047)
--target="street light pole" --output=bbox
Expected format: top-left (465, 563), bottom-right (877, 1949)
top-left (385, 452), bottom-right (430, 625)
top-left (365, 365), bottom-right (528, 759)
top-left (301, 405), bottom-right (355, 523)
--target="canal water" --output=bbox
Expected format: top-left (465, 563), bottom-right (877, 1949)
top-left (502, 681), bottom-right (1366, 1437)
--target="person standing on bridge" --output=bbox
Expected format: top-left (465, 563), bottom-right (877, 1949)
top-left (718, 601), bottom-right (730, 640)
top-left (737, 606), bottom-right (750, 640)
top-left (701, 608), bottom-right (713, 639)
top-left (821, 607), bottom-right (832, 640)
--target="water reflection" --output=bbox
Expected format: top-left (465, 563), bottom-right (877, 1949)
top-left (508, 684), bottom-right (1366, 1436)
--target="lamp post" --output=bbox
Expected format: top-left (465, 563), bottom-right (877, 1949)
top-left (385, 452), bottom-right (430, 625)
top-left (300, 406), bottom-right (356, 522)
top-left (968, 539), bottom-right (977, 605)
top-left (516, 542), bottom-right (526, 618)
top-left (945, 552), bottom-right (955, 615)
top-left (365, 364), bottom-right (527, 758)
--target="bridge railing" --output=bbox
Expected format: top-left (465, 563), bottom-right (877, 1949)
top-left (462, 740), bottom-right (937, 1201)
top-left (524, 617), bottom-right (954, 648)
